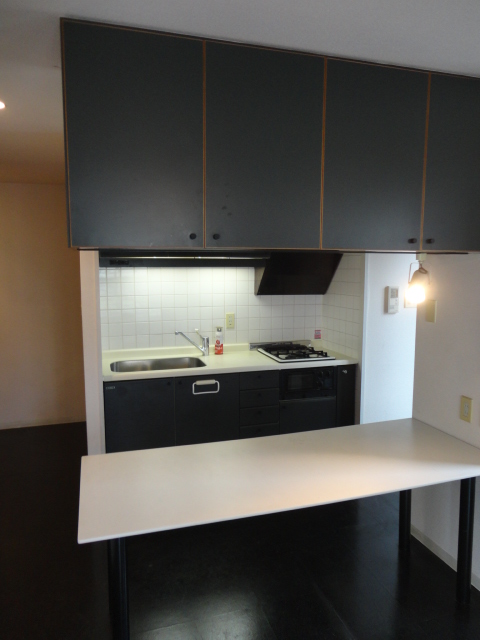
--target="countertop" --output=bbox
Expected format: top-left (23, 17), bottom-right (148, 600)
top-left (78, 418), bottom-right (480, 543)
top-left (102, 342), bottom-right (357, 382)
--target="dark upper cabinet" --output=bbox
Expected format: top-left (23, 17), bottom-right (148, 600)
top-left (322, 60), bottom-right (428, 251)
top-left (423, 74), bottom-right (480, 251)
top-left (62, 20), bottom-right (204, 248)
top-left (205, 42), bottom-right (324, 249)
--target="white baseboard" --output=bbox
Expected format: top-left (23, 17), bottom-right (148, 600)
top-left (411, 525), bottom-right (480, 592)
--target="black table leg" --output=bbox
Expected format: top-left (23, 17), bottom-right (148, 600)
top-left (399, 489), bottom-right (412, 551)
top-left (457, 478), bottom-right (476, 605)
top-left (108, 538), bottom-right (130, 640)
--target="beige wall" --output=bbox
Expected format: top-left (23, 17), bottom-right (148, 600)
top-left (0, 183), bottom-right (85, 428)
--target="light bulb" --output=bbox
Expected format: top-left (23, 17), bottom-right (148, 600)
top-left (406, 283), bottom-right (426, 304)
top-left (0, 102), bottom-right (5, 110)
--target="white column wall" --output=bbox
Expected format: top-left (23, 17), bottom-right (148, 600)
top-left (360, 253), bottom-right (417, 424)
top-left (80, 251), bottom-right (105, 455)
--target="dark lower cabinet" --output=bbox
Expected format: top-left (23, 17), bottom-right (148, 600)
top-left (175, 374), bottom-right (240, 446)
top-left (336, 365), bottom-right (356, 427)
top-left (239, 371), bottom-right (280, 439)
top-left (103, 366), bottom-right (356, 452)
top-left (280, 397), bottom-right (337, 434)
top-left (423, 73), bottom-right (480, 251)
top-left (104, 379), bottom-right (175, 453)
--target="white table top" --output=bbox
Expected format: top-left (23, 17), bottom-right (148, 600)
top-left (78, 418), bottom-right (480, 544)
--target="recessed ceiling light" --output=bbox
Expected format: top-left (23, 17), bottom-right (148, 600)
top-left (0, 102), bottom-right (5, 109)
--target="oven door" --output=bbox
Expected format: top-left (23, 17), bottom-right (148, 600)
top-left (279, 397), bottom-right (337, 434)
top-left (280, 367), bottom-right (335, 399)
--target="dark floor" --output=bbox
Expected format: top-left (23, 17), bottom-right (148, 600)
top-left (1, 424), bottom-right (480, 640)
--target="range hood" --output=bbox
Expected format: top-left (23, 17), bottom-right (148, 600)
top-left (99, 250), bottom-right (342, 295)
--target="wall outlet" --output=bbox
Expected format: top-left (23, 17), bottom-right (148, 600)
top-left (460, 396), bottom-right (473, 423)
top-left (226, 312), bottom-right (235, 329)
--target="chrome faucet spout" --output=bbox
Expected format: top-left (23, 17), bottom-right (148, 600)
top-left (175, 329), bottom-right (210, 357)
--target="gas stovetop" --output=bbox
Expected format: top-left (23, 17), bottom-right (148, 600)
top-left (256, 341), bottom-right (336, 363)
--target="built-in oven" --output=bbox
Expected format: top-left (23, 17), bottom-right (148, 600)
top-left (279, 367), bottom-right (337, 434)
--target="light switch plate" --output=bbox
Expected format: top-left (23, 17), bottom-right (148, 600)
top-left (425, 299), bottom-right (437, 323)
top-left (460, 396), bottom-right (473, 423)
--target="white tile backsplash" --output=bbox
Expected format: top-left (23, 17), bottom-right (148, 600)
top-left (100, 255), bottom-right (364, 358)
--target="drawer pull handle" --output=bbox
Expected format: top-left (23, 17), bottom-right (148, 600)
top-left (408, 238), bottom-right (417, 244)
top-left (192, 380), bottom-right (220, 395)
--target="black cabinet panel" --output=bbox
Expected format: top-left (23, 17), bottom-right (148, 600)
top-left (240, 371), bottom-right (279, 390)
top-left (175, 374), bottom-right (239, 445)
top-left (62, 21), bottom-right (203, 248)
top-left (323, 61), bottom-right (428, 250)
top-left (240, 406), bottom-right (279, 426)
top-left (335, 365), bottom-right (356, 427)
top-left (104, 379), bottom-right (175, 453)
top-left (280, 397), bottom-right (336, 434)
top-left (423, 74), bottom-right (480, 251)
top-left (206, 42), bottom-right (324, 248)
top-left (239, 423), bottom-right (280, 439)
top-left (240, 388), bottom-right (279, 408)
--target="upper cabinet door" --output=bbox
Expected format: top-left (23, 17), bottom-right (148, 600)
top-left (322, 61), bottom-right (428, 251)
top-left (423, 74), bottom-right (480, 251)
top-left (62, 21), bottom-right (204, 248)
top-left (205, 43), bottom-right (324, 249)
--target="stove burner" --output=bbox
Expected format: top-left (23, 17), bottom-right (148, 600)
top-left (258, 342), bottom-right (334, 362)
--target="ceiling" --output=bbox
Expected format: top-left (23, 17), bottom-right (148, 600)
top-left (1, 0), bottom-right (479, 184)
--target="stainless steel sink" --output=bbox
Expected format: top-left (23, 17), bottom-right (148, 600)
top-left (110, 357), bottom-right (207, 372)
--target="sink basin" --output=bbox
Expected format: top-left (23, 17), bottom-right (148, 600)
top-left (110, 357), bottom-right (207, 372)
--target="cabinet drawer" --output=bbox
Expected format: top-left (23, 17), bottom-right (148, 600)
top-left (240, 405), bottom-right (279, 426)
top-left (175, 374), bottom-right (239, 446)
top-left (240, 388), bottom-right (279, 408)
top-left (240, 370), bottom-right (279, 390)
top-left (239, 423), bottom-right (280, 440)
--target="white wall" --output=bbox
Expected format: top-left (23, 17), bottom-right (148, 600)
top-left (360, 253), bottom-right (417, 424)
top-left (412, 254), bottom-right (480, 588)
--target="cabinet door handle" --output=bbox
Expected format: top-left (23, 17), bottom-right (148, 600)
top-left (212, 233), bottom-right (220, 240)
top-left (407, 238), bottom-right (418, 244)
top-left (192, 380), bottom-right (220, 395)
top-left (189, 233), bottom-right (197, 240)
top-left (425, 238), bottom-right (435, 244)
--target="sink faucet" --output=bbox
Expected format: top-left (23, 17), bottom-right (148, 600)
top-left (175, 329), bottom-right (210, 357)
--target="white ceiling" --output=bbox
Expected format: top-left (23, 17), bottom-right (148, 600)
top-left (1, 0), bottom-right (480, 183)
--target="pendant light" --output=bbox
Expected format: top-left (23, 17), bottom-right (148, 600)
top-left (406, 253), bottom-right (430, 305)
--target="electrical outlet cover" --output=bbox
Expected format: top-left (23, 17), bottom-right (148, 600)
top-left (460, 396), bottom-right (473, 423)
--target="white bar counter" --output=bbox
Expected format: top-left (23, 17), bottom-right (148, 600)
top-left (79, 418), bottom-right (480, 543)
top-left (78, 417), bottom-right (480, 639)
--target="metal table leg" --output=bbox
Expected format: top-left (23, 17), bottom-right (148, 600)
top-left (108, 538), bottom-right (130, 640)
top-left (399, 489), bottom-right (412, 551)
top-left (457, 478), bottom-right (476, 605)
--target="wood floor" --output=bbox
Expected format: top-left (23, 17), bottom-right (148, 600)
top-left (1, 422), bottom-right (480, 639)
